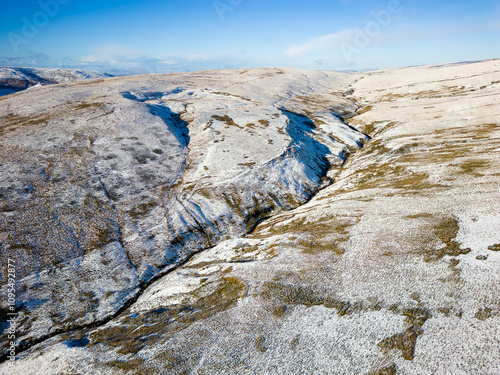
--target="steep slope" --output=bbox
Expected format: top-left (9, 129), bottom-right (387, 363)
top-left (1, 60), bottom-right (499, 374)
top-left (0, 68), bottom-right (367, 363)
top-left (0, 67), bottom-right (113, 96)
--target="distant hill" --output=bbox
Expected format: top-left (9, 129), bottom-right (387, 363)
top-left (0, 67), bottom-right (112, 96)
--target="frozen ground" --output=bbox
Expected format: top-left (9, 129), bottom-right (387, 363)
top-left (0, 60), bottom-right (499, 374)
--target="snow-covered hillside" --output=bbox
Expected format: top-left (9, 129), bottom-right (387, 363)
top-left (0, 60), bottom-right (499, 374)
top-left (0, 67), bottom-right (112, 96)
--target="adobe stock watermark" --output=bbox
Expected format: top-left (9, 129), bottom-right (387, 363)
top-left (341, 0), bottom-right (409, 63)
top-left (4, 258), bottom-right (18, 363)
top-left (8, 0), bottom-right (70, 54)
top-left (213, 0), bottom-right (243, 21)
top-left (447, 74), bottom-right (500, 125)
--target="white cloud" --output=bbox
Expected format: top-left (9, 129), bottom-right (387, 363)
top-left (286, 29), bottom-right (360, 56)
top-left (286, 19), bottom-right (500, 59)
top-left (0, 51), bottom-right (51, 67)
top-left (70, 45), bottom-right (252, 75)
top-left (80, 55), bottom-right (100, 63)
top-left (80, 45), bottom-right (147, 64)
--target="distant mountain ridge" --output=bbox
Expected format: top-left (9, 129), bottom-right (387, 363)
top-left (0, 67), bottom-right (112, 96)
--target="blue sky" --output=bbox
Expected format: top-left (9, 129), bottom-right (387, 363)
top-left (1, 0), bottom-right (499, 74)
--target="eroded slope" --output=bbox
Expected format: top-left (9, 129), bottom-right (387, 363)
top-left (0, 67), bottom-right (368, 361)
top-left (2, 60), bottom-right (499, 374)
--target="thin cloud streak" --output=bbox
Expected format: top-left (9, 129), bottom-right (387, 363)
top-left (286, 30), bottom-right (359, 56)
top-left (286, 21), bottom-right (500, 57)
top-left (70, 46), bottom-right (253, 75)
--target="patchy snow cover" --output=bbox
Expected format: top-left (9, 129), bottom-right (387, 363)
top-left (1, 60), bottom-right (499, 374)
top-left (0, 67), bottom-right (367, 363)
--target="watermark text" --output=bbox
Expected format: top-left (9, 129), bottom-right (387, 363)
top-left (5, 258), bottom-right (17, 362)
top-left (8, 0), bottom-right (70, 53)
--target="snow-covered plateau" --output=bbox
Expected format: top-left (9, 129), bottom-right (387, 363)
top-left (0, 60), bottom-right (499, 374)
